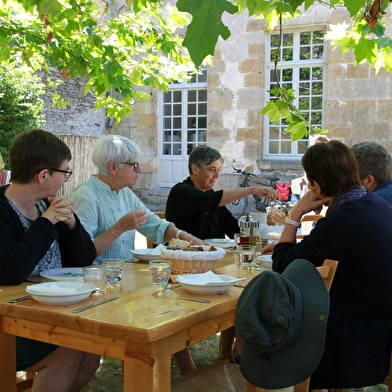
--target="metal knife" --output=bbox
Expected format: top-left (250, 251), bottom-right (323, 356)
top-left (71, 296), bottom-right (119, 313)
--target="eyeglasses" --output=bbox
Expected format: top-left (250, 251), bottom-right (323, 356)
top-left (119, 162), bottom-right (139, 171)
top-left (48, 168), bottom-right (73, 179)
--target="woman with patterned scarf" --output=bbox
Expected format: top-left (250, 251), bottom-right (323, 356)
top-left (262, 140), bottom-right (392, 390)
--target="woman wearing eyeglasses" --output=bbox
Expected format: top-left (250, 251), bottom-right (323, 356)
top-left (71, 134), bottom-right (203, 264)
top-left (0, 129), bottom-right (100, 391)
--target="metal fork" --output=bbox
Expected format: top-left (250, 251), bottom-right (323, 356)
top-left (168, 289), bottom-right (211, 304)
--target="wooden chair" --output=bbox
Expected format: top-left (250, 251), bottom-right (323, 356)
top-left (16, 371), bottom-right (35, 392)
top-left (171, 259), bottom-right (338, 392)
top-left (146, 211), bottom-right (166, 249)
top-left (296, 214), bottom-right (323, 240)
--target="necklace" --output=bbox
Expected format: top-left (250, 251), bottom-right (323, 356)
top-left (5, 190), bottom-right (40, 220)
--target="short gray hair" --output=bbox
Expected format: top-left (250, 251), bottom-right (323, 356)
top-left (92, 134), bottom-right (144, 175)
top-left (188, 145), bottom-right (222, 175)
top-left (351, 141), bottom-right (392, 184)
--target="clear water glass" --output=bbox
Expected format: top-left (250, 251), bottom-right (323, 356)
top-left (149, 260), bottom-right (171, 291)
top-left (103, 259), bottom-right (125, 285)
top-left (239, 245), bottom-right (256, 268)
top-left (83, 266), bottom-right (106, 293)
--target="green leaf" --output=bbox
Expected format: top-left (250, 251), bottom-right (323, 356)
top-left (178, 0), bottom-right (238, 67)
top-left (343, 0), bottom-right (364, 17)
top-left (353, 39), bottom-right (378, 65)
top-left (38, 0), bottom-right (63, 20)
top-left (287, 120), bottom-right (308, 141)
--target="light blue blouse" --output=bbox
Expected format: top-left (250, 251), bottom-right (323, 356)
top-left (71, 175), bottom-right (173, 264)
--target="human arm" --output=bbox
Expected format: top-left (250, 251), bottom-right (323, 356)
top-left (163, 225), bottom-right (205, 245)
top-left (218, 187), bottom-right (279, 207)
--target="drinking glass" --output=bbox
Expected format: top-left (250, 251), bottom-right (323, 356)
top-left (83, 266), bottom-right (106, 293)
top-left (149, 260), bottom-right (171, 291)
top-left (238, 245), bottom-right (256, 268)
top-left (103, 259), bottom-right (125, 285)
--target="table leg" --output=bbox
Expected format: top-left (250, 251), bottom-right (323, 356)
top-left (0, 330), bottom-right (17, 392)
top-left (123, 339), bottom-right (172, 392)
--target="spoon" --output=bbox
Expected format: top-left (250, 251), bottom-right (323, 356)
top-left (8, 295), bottom-right (31, 303)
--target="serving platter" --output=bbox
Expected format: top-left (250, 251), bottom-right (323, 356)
top-left (40, 267), bottom-right (83, 282)
top-left (26, 282), bottom-right (96, 305)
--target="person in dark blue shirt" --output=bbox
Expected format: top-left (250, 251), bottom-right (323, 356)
top-left (352, 141), bottom-right (392, 205)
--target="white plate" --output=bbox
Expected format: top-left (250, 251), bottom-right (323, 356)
top-left (204, 239), bottom-right (235, 249)
top-left (129, 249), bottom-right (163, 261)
top-left (257, 255), bottom-right (273, 268)
top-left (176, 274), bottom-right (243, 294)
top-left (40, 268), bottom-right (83, 282)
top-left (26, 282), bottom-right (96, 305)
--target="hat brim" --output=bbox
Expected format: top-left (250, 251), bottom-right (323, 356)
top-left (239, 259), bottom-right (330, 389)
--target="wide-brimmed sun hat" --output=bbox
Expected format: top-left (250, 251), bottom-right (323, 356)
top-left (234, 259), bottom-right (330, 389)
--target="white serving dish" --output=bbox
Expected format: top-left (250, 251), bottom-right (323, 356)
top-left (26, 282), bottom-right (96, 305)
top-left (40, 267), bottom-right (83, 282)
top-left (204, 238), bottom-right (235, 249)
top-left (176, 274), bottom-right (244, 294)
top-left (257, 254), bottom-right (273, 268)
top-left (129, 249), bottom-right (164, 261)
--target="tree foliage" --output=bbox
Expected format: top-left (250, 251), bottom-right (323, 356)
top-left (0, 64), bottom-right (45, 168)
top-left (1, 0), bottom-right (391, 139)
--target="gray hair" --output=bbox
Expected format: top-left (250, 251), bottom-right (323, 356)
top-left (92, 134), bottom-right (144, 175)
top-left (351, 141), bottom-right (392, 184)
top-left (188, 145), bottom-right (222, 175)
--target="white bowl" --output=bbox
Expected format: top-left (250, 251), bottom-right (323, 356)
top-left (26, 282), bottom-right (96, 305)
top-left (176, 274), bottom-right (242, 294)
top-left (257, 255), bottom-right (273, 268)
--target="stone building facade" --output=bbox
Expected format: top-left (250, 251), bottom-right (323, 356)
top-left (44, 2), bottom-right (392, 199)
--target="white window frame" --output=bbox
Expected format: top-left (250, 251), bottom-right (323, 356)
top-left (159, 69), bottom-right (208, 159)
top-left (263, 28), bottom-right (326, 159)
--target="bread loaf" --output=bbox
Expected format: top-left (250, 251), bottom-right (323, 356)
top-left (167, 238), bottom-right (191, 250)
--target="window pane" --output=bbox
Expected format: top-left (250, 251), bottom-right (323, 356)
top-left (164, 118), bottom-right (171, 129)
top-left (163, 144), bottom-right (171, 155)
top-left (173, 131), bottom-right (182, 141)
top-left (173, 104), bottom-right (182, 116)
top-left (188, 130), bottom-right (196, 142)
top-left (282, 48), bottom-right (293, 61)
top-left (199, 102), bottom-right (207, 115)
top-left (173, 118), bottom-right (181, 129)
top-left (269, 141), bottom-right (280, 154)
top-left (163, 131), bottom-right (171, 142)
top-left (198, 117), bottom-right (207, 128)
top-left (164, 105), bottom-right (171, 116)
top-left (164, 92), bottom-right (171, 103)
top-left (188, 90), bottom-right (196, 102)
top-left (188, 103), bottom-right (196, 115)
top-left (173, 91), bottom-right (182, 102)
top-left (281, 141), bottom-right (292, 154)
top-left (312, 97), bottom-right (322, 110)
top-left (188, 117), bottom-right (196, 128)
top-left (198, 130), bottom-right (207, 142)
top-left (173, 144), bottom-right (182, 155)
top-left (198, 90), bottom-right (207, 101)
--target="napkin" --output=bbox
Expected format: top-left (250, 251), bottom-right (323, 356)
top-left (177, 271), bottom-right (225, 285)
top-left (27, 283), bottom-right (78, 295)
top-left (149, 244), bottom-right (166, 256)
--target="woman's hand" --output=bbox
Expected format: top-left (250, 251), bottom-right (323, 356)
top-left (118, 210), bottom-right (147, 232)
top-left (44, 196), bottom-right (77, 229)
top-left (254, 187), bottom-right (280, 200)
top-left (289, 191), bottom-right (331, 221)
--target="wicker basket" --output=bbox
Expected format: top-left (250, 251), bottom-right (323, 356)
top-left (160, 246), bottom-right (226, 274)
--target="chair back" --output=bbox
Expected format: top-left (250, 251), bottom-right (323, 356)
top-left (146, 212), bottom-right (166, 249)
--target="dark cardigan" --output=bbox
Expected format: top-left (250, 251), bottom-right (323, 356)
top-left (273, 193), bottom-right (392, 388)
top-left (0, 186), bottom-right (96, 285)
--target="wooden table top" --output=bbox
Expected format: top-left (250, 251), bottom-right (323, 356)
top-left (0, 252), bottom-right (262, 345)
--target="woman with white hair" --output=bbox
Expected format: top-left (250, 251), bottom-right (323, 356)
top-left (72, 134), bottom-right (203, 265)
top-left (72, 134), bottom-right (204, 374)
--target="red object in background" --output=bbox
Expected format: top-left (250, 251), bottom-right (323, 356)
top-left (276, 182), bottom-right (291, 201)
